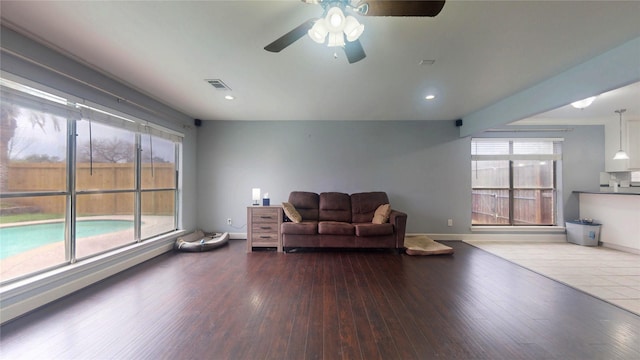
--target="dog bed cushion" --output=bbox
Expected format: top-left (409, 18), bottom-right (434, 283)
top-left (404, 235), bottom-right (454, 255)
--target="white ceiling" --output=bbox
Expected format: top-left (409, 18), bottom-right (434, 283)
top-left (514, 81), bottom-right (640, 126)
top-left (1, 0), bottom-right (639, 123)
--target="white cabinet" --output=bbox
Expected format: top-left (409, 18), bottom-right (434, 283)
top-left (605, 118), bottom-right (640, 172)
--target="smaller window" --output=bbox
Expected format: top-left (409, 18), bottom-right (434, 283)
top-left (471, 138), bottom-right (562, 226)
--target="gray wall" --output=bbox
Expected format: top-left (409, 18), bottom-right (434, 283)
top-left (196, 121), bottom-right (604, 235)
top-left (560, 126), bottom-right (605, 221)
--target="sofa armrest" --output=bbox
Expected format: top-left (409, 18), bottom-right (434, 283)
top-left (389, 209), bottom-right (407, 248)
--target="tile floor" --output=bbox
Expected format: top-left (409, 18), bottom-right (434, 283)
top-left (464, 241), bottom-right (640, 316)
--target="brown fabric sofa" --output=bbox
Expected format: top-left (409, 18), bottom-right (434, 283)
top-left (281, 191), bottom-right (407, 252)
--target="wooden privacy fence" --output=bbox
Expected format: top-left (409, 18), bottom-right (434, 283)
top-left (3, 163), bottom-right (175, 215)
top-left (472, 189), bottom-right (554, 225)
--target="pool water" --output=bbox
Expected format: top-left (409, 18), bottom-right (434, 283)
top-left (0, 220), bottom-right (134, 259)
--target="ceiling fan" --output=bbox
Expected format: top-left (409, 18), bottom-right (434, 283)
top-left (264, 0), bottom-right (446, 64)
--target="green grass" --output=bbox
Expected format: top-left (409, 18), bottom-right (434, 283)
top-left (0, 213), bottom-right (63, 224)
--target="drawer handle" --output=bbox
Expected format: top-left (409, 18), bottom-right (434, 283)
top-left (260, 235), bottom-right (272, 239)
top-left (260, 226), bottom-right (271, 229)
top-left (260, 216), bottom-right (273, 219)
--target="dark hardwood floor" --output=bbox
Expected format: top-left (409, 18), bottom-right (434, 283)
top-left (1, 240), bottom-right (639, 359)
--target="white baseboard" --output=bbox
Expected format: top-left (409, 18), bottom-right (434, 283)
top-left (601, 242), bottom-right (640, 255)
top-left (229, 232), bottom-right (247, 240)
top-left (0, 231), bottom-right (184, 325)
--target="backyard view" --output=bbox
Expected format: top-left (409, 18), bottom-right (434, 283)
top-left (471, 139), bottom-right (559, 225)
top-left (1, 79), bottom-right (178, 282)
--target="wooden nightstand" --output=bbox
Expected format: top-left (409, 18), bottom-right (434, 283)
top-left (247, 206), bottom-right (283, 252)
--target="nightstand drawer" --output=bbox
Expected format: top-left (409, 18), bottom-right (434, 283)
top-left (251, 233), bottom-right (278, 244)
top-left (252, 223), bottom-right (278, 233)
top-left (251, 207), bottom-right (279, 223)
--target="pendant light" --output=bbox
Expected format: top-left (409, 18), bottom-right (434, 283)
top-left (613, 109), bottom-right (630, 160)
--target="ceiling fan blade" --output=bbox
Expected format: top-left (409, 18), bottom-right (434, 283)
top-left (360, 0), bottom-right (445, 17)
top-left (344, 39), bottom-right (366, 64)
top-left (264, 19), bottom-right (316, 53)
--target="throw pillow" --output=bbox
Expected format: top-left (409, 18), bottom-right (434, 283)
top-left (372, 203), bottom-right (391, 224)
top-left (282, 202), bottom-right (302, 223)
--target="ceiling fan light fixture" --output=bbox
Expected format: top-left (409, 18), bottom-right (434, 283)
top-left (267, 0), bottom-right (446, 62)
top-left (327, 32), bottom-right (345, 47)
top-left (326, 7), bottom-right (346, 31)
top-left (304, 4), bottom-right (364, 50)
top-left (355, 3), bottom-right (369, 15)
top-left (308, 20), bottom-right (329, 43)
top-left (344, 16), bottom-right (364, 42)
top-left (571, 96), bottom-right (596, 109)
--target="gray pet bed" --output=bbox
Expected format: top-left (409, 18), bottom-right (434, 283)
top-left (175, 230), bottom-right (229, 252)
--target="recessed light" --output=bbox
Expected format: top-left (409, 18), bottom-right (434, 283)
top-left (224, 95), bottom-right (235, 100)
top-left (425, 94), bottom-right (436, 100)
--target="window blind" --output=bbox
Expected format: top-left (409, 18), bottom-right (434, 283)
top-left (1, 76), bottom-right (183, 143)
top-left (1, 85), bottom-right (81, 120)
top-left (472, 138), bottom-right (563, 161)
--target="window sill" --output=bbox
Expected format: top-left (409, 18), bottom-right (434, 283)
top-left (471, 226), bottom-right (565, 233)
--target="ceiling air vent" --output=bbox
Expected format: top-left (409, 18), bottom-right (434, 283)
top-left (205, 79), bottom-right (231, 90)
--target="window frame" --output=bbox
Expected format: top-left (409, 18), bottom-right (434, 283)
top-left (471, 138), bottom-right (562, 226)
top-left (0, 75), bottom-right (182, 283)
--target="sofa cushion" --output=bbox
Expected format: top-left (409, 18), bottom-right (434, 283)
top-left (288, 191), bottom-right (319, 221)
top-left (319, 192), bottom-right (352, 223)
top-left (282, 202), bottom-right (302, 223)
top-left (318, 221), bottom-right (355, 236)
top-left (354, 223), bottom-right (394, 237)
top-left (282, 221), bottom-right (318, 235)
top-left (351, 191), bottom-right (390, 223)
top-left (372, 204), bottom-right (391, 224)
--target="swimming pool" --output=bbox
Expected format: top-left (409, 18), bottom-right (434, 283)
top-left (0, 220), bottom-right (134, 259)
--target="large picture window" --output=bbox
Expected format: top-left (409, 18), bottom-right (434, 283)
top-left (0, 76), bottom-right (181, 282)
top-left (141, 135), bottom-right (177, 239)
top-left (471, 138), bottom-right (562, 226)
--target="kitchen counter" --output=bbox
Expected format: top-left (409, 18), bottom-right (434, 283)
top-left (574, 190), bottom-right (640, 195)
top-left (575, 192), bottom-right (640, 254)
